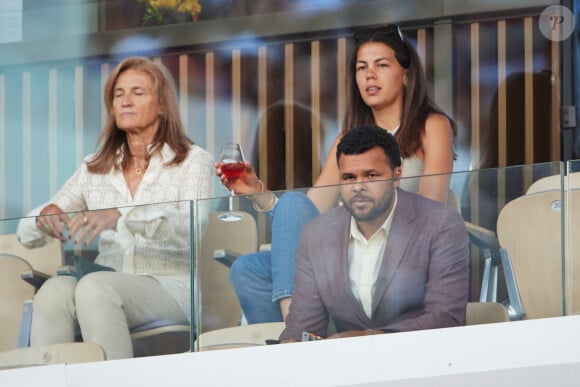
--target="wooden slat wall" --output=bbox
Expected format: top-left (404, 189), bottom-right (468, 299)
top-left (0, 13), bottom-right (560, 231)
top-left (311, 40), bottom-right (321, 183)
top-left (496, 20), bottom-right (508, 232)
top-left (204, 52), bottom-right (215, 159)
top-left (258, 47), bottom-right (268, 188)
top-left (231, 49), bottom-right (242, 145)
top-left (284, 43), bottom-right (294, 189)
top-left (470, 22), bottom-right (481, 229)
top-left (550, 26), bottom-right (561, 161)
top-left (525, 17), bottom-right (535, 167)
top-left (498, 20), bottom-right (508, 168)
top-left (178, 55), bottom-right (189, 134)
top-left (336, 37), bottom-right (347, 129)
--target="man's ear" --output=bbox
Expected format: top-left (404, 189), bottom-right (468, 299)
top-left (393, 167), bottom-right (402, 186)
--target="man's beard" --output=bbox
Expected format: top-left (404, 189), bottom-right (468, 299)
top-left (344, 189), bottom-right (394, 222)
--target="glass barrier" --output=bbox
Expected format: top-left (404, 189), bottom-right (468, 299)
top-left (0, 200), bottom-right (195, 364)
top-left (566, 159), bottom-right (580, 315)
top-left (194, 162), bottom-right (567, 351)
top-left (0, 2), bottom-right (568, 227)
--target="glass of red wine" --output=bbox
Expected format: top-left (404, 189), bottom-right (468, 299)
top-left (218, 143), bottom-right (245, 221)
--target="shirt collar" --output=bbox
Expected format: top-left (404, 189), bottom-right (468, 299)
top-left (116, 143), bottom-right (176, 165)
top-left (159, 143), bottom-right (176, 163)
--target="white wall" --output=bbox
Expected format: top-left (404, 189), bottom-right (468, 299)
top-left (2, 315), bottom-right (580, 386)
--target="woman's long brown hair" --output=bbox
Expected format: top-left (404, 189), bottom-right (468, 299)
top-left (342, 26), bottom-right (456, 159)
top-left (87, 56), bottom-right (193, 174)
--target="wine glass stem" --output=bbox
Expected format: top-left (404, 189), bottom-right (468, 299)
top-left (229, 190), bottom-right (234, 212)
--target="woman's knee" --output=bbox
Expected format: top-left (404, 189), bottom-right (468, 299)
top-left (230, 255), bottom-right (252, 287)
top-left (273, 192), bottom-right (320, 226)
top-left (74, 272), bottom-right (120, 306)
top-left (275, 192), bottom-right (314, 213)
top-left (35, 276), bottom-right (76, 304)
top-left (230, 253), bottom-right (270, 287)
top-left (33, 276), bottom-right (76, 316)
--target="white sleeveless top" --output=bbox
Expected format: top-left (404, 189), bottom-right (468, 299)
top-left (388, 126), bottom-right (424, 193)
top-left (399, 154), bottom-right (424, 193)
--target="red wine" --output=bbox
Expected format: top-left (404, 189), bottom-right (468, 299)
top-left (221, 162), bottom-right (245, 180)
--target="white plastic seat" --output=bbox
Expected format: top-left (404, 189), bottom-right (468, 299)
top-left (196, 322), bottom-right (285, 351)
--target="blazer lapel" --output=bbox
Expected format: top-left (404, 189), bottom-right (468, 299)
top-left (371, 190), bottom-right (416, 316)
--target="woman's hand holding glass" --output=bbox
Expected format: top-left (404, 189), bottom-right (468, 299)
top-left (215, 160), bottom-right (262, 195)
top-left (215, 159), bottom-right (279, 213)
top-left (216, 143), bottom-right (249, 221)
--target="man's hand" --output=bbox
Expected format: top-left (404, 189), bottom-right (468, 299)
top-left (279, 339), bottom-right (298, 344)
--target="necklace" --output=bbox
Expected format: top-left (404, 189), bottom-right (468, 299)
top-left (130, 155), bottom-right (148, 175)
top-left (133, 163), bottom-right (148, 175)
top-left (135, 162), bottom-right (147, 174)
top-left (125, 161), bottom-right (148, 176)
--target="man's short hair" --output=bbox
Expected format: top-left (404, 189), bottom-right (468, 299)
top-left (336, 125), bottom-right (402, 168)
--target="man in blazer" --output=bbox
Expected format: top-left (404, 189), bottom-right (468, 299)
top-left (279, 125), bottom-right (469, 341)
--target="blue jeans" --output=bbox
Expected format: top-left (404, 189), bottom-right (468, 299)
top-left (230, 192), bottom-right (320, 323)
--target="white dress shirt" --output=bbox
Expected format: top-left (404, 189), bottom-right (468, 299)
top-left (348, 191), bottom-right (397, 318)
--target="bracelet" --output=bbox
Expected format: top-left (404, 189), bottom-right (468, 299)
top-left (253, 194), bottom-right (277, 213)
top-left (254, 179), bottom-right (265, 193)
top-left (250, 180), bottom-right (277, 212)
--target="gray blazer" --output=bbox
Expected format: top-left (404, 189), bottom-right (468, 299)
top-left (280, 189), bottom-right (470, 341)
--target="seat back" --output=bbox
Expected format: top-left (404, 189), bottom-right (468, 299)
top-left (496, 191), bottom-right (564, 319)
top-left (0, 254), bottom-right (35, 352)
top-left (199, 211), bottom-right (258, 333)
top-left (566, 189), bottom-right (580, 315)
top-left (0, 234), bottom-right (64, 351)
top-left (525, 171), bottom-right (580, 195)
top-left (130, 320), bottom-right (191, 357)
top-left (0, 234), bottom-right (63, 277)
top-left (466, 302), bottom-right (510, 325)
top-left (0, 342), bottom-right (106, 370)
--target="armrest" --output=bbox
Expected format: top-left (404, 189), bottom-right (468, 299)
top-left (499, 248), bottom-right (526, 321)
top-left (56, 265), bottom-right (76, 276)
top-left (17, 300), bottom-right (34, 348)
top-left (20, 265), bottom-right (75, 291)
top-left (213, 249), bottom-right (242, 268)
top-left (20, 269), bottom-right (51, 290)
top-left (464, 221), bottom-right (500, 251)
